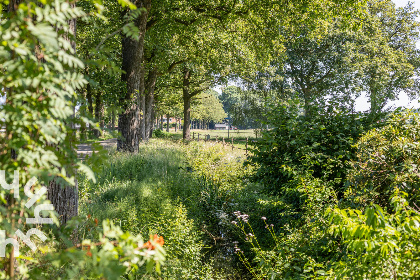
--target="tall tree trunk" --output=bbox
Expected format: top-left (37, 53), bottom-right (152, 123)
top-left (48, 1), bottom-right (78, 227)
top-left (138, 61), bottom-right (146, 141)
top-left (149, 106), bottom-right (155, 138)
top-left (47, 180), bottom-right (78, 225)
top-left (86, 82), bottom-right (94, 135)
top-left (79, 86), bottom-right (87, 141)
top-left (182, 69), bottom-right (192, 140)
top-left (160, 115), bottom-right (163, 130)
top-left (94, 90), bottom-right (103, 137)
top-left (144, 67), bottom-right (157, 141)
top-left (111, 107), bottom-right (115, 130)
top-left (303, 88), bottom-right (311, 118)
top-left (166, 116), bottom-right (170, 132)
top-left (118, 1), bottom-right (150, 152)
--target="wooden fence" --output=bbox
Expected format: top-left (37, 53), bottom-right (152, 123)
top-left (192, 132), bottom-right (252, 155)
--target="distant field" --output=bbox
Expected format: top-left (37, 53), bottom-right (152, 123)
top-left (169, 129), bottom-right (258, 140)
top-left (166, 129), bottom-right (259, 152)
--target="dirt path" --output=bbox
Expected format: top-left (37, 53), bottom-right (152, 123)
top-left (77, 138), bottom-right (117, 159)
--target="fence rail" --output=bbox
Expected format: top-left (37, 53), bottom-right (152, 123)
top-left (192, 132), bottom-right (255, 155)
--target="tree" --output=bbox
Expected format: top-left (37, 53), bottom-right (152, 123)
top-left (220, 85), bottom-right (279, 129)
top-left (191, 90), bottom-right (227, 128)
top-left (280, 23), bottom-right (357, 116)
top-left (0, 0), bottom-right (88, 275)
top-left (352, 0), bottom-right (420, 114)
top-left (118, 2), bottom-right (150, 152)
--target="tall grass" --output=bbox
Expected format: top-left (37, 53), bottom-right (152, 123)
top-left (78, 140), bottom-right (259, 279)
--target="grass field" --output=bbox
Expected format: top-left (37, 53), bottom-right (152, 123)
top-left (78, 139), bottom-right (254, 278)
top-left (163, 129), bottom-right (259, 151)
top-left (169, 128), bottom-right (258, 140)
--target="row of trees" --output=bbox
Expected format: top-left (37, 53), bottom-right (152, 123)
top-left (220, 1), bottom-right (419, 128)
top-left (1, 0), bottom-right (418, 277)
top-left (75, 0), bottom-right (369, 151)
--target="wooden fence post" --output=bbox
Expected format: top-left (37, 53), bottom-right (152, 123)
top-left (198, 133), bottom-right (200, 141)
top-left (222, 137), bottom-right (225, 147)
top-left (216, 136), bottom-right (218, 143)
top-left (193, 132), bottom-right (195, 139)
top-left (231, 137), bottom-right (234, 150)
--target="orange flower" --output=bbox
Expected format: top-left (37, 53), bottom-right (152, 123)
top-left (142, 234), bottom-right (164, 250)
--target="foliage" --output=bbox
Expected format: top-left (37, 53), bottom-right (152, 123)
top-left (0, 1), bottom-right (163, 278)
top-left (28, 220), bottom-right (165, 280)
top-left (0, 0), bottom-right (87, 185)
top-left (78, 141), bottom-right (235, 279)
top-left (219, 86), bottom-right (274, 129)
top-left (191, 90), bottom-right (227, 124)
top-left (327, 190), bottom-right (420, 279)
top-left (152, 129), bottom-right (171, 139)
top-left (345, 110), bottom-right (420, 209)
top-left (249, 100), bottom-right (382, 196)
top-left (351, 0), bottom-right (420, 114)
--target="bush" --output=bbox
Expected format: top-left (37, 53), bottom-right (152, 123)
top-left (236, 101), bottom-right (386, 278)
top-left (249, 100), bottom-right (383, 196)
top-left (345, 110), bottom-right (420, 209)
top-left (324, 110), bottom-right (420, 279)
top-left (152, 129), bottom-right (171, 139)
top-left (328, 191), bottom-right (420, 279)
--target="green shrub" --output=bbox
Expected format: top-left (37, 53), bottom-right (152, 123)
top-left (237, 102), bottom-right (386, 279)
top-left (152, 129), bottom-right (171, 139)
top-left (323, 111), bottom-right (420, 279)
top-left (249, 100), bottom-right (383, 196)
top-left (346, 110), bottom-right (420, 209)
top-left (327, 190), bottom-right (420, 279)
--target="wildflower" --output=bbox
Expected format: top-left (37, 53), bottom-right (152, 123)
top-left (141, 234), bottom-right (164, 250)
top-left (239, 214), bottom-right (249, 222)
top-left (261, 216), bottom-right (266, 220)
top-left (231, 221), bottom-right (237, 225)
top-left (270, 224), bottom-right (274, 227)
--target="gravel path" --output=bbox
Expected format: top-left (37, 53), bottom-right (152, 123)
top-left (77, 138), bottom-right (117, 159)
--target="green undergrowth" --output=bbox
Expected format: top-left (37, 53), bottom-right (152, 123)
top-left (78, 139), bottom-right (271, 279)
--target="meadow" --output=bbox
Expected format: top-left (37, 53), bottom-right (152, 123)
top-left (77, 110), bottom-right (420, 279)
top-left (77, 139), bottom-right (269, 279)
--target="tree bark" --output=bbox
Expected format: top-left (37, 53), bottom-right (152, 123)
top-left (118, 0), bottom-right (150, 152)
top-left (47, 2), bottom-right (79, 228)
top-left (111, 107), bottom-right (115, 130)
top-left (47, 180), bottom-right (78, 225)
top-left (166, 116), bottom-right (170, 132)
top-left (144, 67), bottom-right (157, 141)
top-left (79, 87), bottom-right (87, 141)
top-left (182, 69), bottom-right (192, 140)
top-left (149, 105), bottom-right (155, 138)
top-left (302, 87), bottom-right (312, 118)
top-left (86, 82), bottom-right (94, 135)
top-left (94, 90), bottom-right (103, 137)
